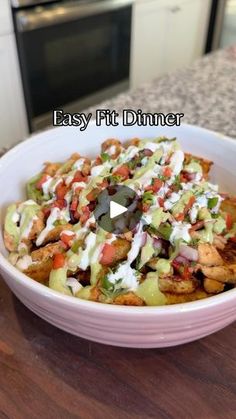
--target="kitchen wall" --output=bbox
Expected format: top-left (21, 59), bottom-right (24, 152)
top-left (0, 0), bottom-right (28, 149)
top-left (0, 0), bottom-right (212, 149)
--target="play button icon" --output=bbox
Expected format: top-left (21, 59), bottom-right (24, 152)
top-left (94, 185), bottom-right (142, 234)
top-left (110, 201), bottom-right (127, 219)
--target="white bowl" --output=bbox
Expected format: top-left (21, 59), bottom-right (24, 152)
top-left (0, 122), bottom-right (236, 348)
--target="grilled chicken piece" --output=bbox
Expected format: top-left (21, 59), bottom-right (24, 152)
top-left (218, 240), bottom-right (236, 264)
top-left (198, 243), bottom-right (224, 266)
top-left (213, 235), bottom-right (227, 250)
top-left (147, 258), bottom-right (159, 270)
top-left (203, 278), bottom-right (225, 294)
top-left (3, 231), bottom-right (18, 253)
top-left (220, 197), bottom-right (236, 223)
top-left (184, 153), bottom-right (213, 178)
top-left (4, 208), bottom-right (45, 252)
top-left (200, 265), bottom-right (236, 283)
top-left (56, 153), bottom-right (81, 175)
top-left (159, 277), bottom-right (198, 294)
top-left (100, 238), bottom-right (131, 267)
top-left (23, 258), bottom-right (53, 284)
top-left (43, 162), bottom-right (61, 176)
top-left (31, 242), bottom-right (64, 262)
top-left (124, 138), bottom-right (141, 148)
top-left (28, 210), bottom-right (45, 242)
top-left (40, 224), bottom-right (72, 246)
top-left (101, 138), bottom-right (122, 158)
top-left (89, 286), bottom-right (102, 302)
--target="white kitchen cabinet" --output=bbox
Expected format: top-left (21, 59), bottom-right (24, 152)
top-left (0, 34), bottom-right (28, 149)
top-left (131, 0), bottom-right (211, 88)
top-left (0, 0), bottom-right (13, 35)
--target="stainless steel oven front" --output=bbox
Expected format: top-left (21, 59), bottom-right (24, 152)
top-left (13, 0), bottom-right (132, 132)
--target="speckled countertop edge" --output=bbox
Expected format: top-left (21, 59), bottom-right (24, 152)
top-left (1, 46), bottom-right (236, 158)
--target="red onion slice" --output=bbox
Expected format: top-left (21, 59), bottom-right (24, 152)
top-left (179, 244), bottom-right (198, 261)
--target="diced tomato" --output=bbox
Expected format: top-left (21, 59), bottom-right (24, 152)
top-left (226, 213), bottom-right (233, 230)
top-left (113, 164), bottom-right (130, 180)
top-left (145, 178), bottom-right (163, 193)
top-left (175, 212), bottom-right (185, 222)
top-left (36, 174), bottom-right (48, 190)
top-left (53, 199), bottom-right (67, 209)
top-left (100, 243), bottom-right (116, 266)
top-left (180, 173), bottom-right (188, 183)
top-left (172, 260), bottom-right (191, 280)
top-left (72, 171), bottom-right (88, 183)
top-left (181, 265), bottom-right (191, 280)
top-left (60, 232), bottom-right (76, 247)
top-left (56, 183), bottom-right (68, 200)
top-left (42, 206), bottom-right (51, 218)
top-left (86, 188), bottom-right (99, 202)
top-left (158, 197), bottom-right (165, 207)
top-left (172, 260), bottom-right (181, 271)
top-left (163, 167), bottom-right (172, 178)
top-left (229, 237), bottom-right (236, 242)
top-left (80, 206), bottom-right (90, 224)
top-left (70, 197), bottom-right (78, 212)
top-left (175, 196), bottom-right (195, 221)
top-left (52, 253), bottom-right (65, 269)
top-left (142, 202), bottom-right (151, 212)
top-left (185, 196), bottom-right (196, 213)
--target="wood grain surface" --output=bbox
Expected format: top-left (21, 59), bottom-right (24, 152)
top-left (0, 276), bottom-right (235, 419)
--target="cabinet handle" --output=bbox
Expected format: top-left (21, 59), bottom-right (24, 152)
top-left (169, 6), bottom-right (181, 13)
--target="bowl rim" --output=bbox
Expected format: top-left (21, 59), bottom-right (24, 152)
top-left (0, 122), bottom-right (236, 316)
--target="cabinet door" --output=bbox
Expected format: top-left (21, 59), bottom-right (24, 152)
top-left (163, 0), bottom-right (211, 72)
top-left (0, 0), bottom-right (13, 36)
top-left (0, 34), bottom-right (28, 149)
top-left (131, 0), bottom-right (211, 89)
top-left (130, 1), bottom-right (168, 88)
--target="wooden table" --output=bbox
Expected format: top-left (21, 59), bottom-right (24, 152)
top-left (0, 276), bottom-right (235, 419)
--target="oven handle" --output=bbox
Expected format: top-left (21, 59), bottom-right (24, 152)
top-left (16, 0), bottom-right (133, 32)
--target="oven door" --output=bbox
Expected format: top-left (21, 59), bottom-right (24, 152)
top-left (15, 0), bottom-right (132, 131)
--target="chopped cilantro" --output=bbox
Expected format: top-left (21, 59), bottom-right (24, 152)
top-left (101, 152), bottom-right (110, 162)
top-left (109, 174), bottom-right (122, 184)
top-left (142, 191), bottom-right (154, 205)
top-left (208, 197), bottom-right (219, 209)
top-left (157, 223), bottom-right (172, 240)
top-left (53, 219), bottom-right (68, 226)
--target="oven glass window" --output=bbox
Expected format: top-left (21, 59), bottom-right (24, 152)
top-left (17, 6), bottom-right (131, 126)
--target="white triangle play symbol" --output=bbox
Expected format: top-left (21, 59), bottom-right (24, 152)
top-left (110, 200), bottom-right (127, 219)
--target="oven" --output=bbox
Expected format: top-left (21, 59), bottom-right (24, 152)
top-left (12, 0), bottom-right (132, 132)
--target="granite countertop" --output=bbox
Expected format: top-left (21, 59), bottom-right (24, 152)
top-left (1, 46), bottom-right (236, 159)
top-left (86, 46), bottom-right (236, 139)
